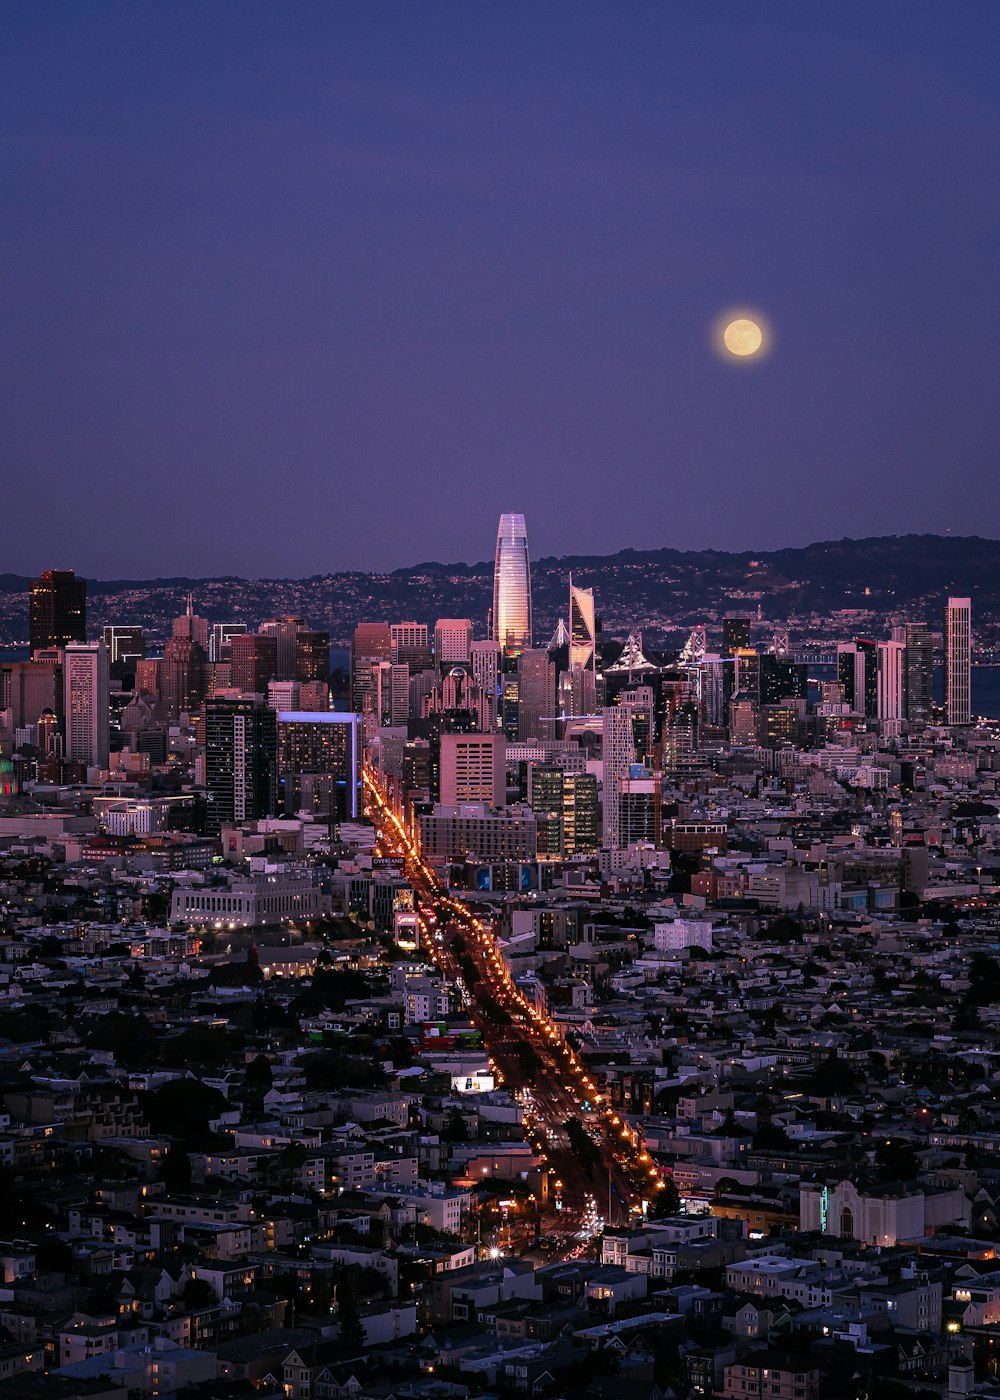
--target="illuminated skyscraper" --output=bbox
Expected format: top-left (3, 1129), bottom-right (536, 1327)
top-left (944, 597), bottom-right (972, 726)
top-left (492, 513), bottom-right (532, 655)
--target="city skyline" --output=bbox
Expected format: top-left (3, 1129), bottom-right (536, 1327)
top-left (4, 4), bottom-right (1000, 575)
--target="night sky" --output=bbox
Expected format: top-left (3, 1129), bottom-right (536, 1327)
top-left (3, 3), bottom-right (999, 577)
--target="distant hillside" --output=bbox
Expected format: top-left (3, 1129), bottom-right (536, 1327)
top-left (2, 534), bottom-right (999, 650)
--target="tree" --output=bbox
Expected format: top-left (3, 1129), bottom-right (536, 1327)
top-left (441, 1107), bottom-right (468, 1142)
top-left (246, 1054), bottom-right (273, 1094)
top-left (874, 1137), bottom-right (920, 1182)
top-left (646, 1177), bottom-right (681, 1218)
top-left (158, 1143), bottom-right (193, 1192)
top-left (336, 1276), bottom-right (365, 1348)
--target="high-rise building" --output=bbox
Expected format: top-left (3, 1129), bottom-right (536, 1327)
top-left (30, 570), bottom-right (86, 652)
top-left (391, 622), bottom-right (433, 671)
top-left (434, 618), bottom-right (474, 667)
top-left (276, 711), bottom-right (360, 820)
top-left (230, 633), bottom-right (279, 695)
top-left (602, 703), bottom-right (637, 850)
top-left (210, 623), bottom-right (247, 663)
top-left (205, 695), bottom-right (277, 834)
top-left (569, 580), bottom-right (597, 673)
top-left (902, 622), bottom-right (934, 724)
top-left (470, 640), bottom-right (502, 730)
top-left (517, 649), bottom-right (555, 742)
top-left (944, 596), bottom-right (972, 726)
top-left (439, 732), bottom-right (506, 808)
top-left (261, 617), bottom-right (305, 681)
top-left (172, 596), bottom-right (209, 651)
top-left (295, 630), bottom-right (331, 683)
top-left (351, 623), bottom-right (392, 713)
top-left (876, 641), bottom-right (906, 722)
top-left (722, 615), bottom-right (751, 657)
top-left (63, 641), bottom-right (109, 769)
top-left (371, 661), bottom-right (410, 727)
top-left (563, 772), bottom-right (599, 853)
top-left (102, 626), bottom-right (146, 680)
top-left (3, 659), bottom-right (63, 731)
top-left (160, 634), bottom-right (206, 719)
top-left (492, 513), bottom-right (532, 655)
top-left (759, 654), bottom-right (807, 706)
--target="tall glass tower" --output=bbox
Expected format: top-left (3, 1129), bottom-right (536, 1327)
top-left (492, 513), bottom-right (532, 654)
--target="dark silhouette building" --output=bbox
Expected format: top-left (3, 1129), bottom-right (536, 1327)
top-left (30, 570), bottom-right (86, 652)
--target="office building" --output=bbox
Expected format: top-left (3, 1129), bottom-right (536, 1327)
top-left (390, 622), bottom-right (433, 671)
top-left (902, 622), bottom-right (934, 724)
top-left (722, 615), bottom-right (751, 657)
top-left (159, 634), bottom-right (206, 720)
top-left (419, 807), bottom-right (537, 863)
top-left (230, 633), bottom-right (279, 695)
top-left (171, 596), bottom-right (209, 650)
top-left (492, 513), bottom-right (532, 654)
top-left (602, 703), bottom-right (637, 850)
top-left (102, 626), bottom-right (146, 680)
top-left (351, 623), bottom-right (392, 713)
top-left (563, 772), bottom-right (599, 853)
top-left (276, 711), bottom-right (360, 820)
top-left (944, 596), bottom-right (972, 726)
top-left (439, 732), bottom-right (506, 808)
top-left (295, 629), bottom-right (330, 682)
top-left (261, 617), bottom-right (305, 681)
top-left (63, 641), bottom-right (109, 769)
top-left (210, 623), bottom-right (247, 663)
top-left (205, 695), bottom-right (277, 835)
top-left (759, 654), bottom-right (807, 707)
top-left (267, 680), bottom-right (301, 712)
top-left (470, 640), bottom-right (502, 730)
top-left (372, 661), bottom-right (410, 727)
top-left (517, 649), bottom-right (555, 742)
top-left (3, 658), bottom-right (63, 732)
top-left (618, 775), bottom-right (659, 847)
top-left (876, 641), bottom-right (906, 722)
top-left (434, 618), bottom-right (473, 667)
top-left (30, 570), bottom-right (86, 652)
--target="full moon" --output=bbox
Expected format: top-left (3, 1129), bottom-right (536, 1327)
top-left (723, 317), bottom-right (763, 357)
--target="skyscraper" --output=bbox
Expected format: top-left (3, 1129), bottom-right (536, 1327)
top-left (517, 649), bottom-right (555, 742)
top-left (470, 640), bottom-right (502, 730)
top-left (351, 623), bottom-right (392, 713)
top-left (876, 640), bottom-right (906, 722)
top-left (903, 622), bottom-right (934, 724)
top-left (722, 614), bottom-right (751, 657)
top-left (492, 513), bottom-right (532, 655)
top-left (434, 618), bottom-right (474, 667)
top-left (63, 641), bottom-right (109, 769)
top-left (205, 695), bottom-right (277, 834)
top-left (30, 570), bottom-right (86, 652)
top-left (601, 702), bottom-right (637, 851)
top-left (230, 633), bottom-right (279, 695)
top-left (277, 711), bottom-right (360, 820)
top-left (569, 579), bottom-right (597, 672)
top-left (102, 626), bottom-right (146, 680)
top-left (210, 623), bottom-right (247, 663)
top-left (261, 617), bottom-right (305, 681)
top-left (944, 597), bottom-right (972, 726)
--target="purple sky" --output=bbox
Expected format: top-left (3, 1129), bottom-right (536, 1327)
top-left (3, 3), bottom-right (1000, 577)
